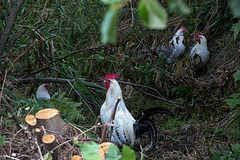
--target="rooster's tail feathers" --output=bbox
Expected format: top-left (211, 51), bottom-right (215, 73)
top-left (136, 107), bottom-right (174, 123)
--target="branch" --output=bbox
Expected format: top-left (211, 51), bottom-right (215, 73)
top-left (133, 86), bottom-right (185, 108)
top-left (7, 39), bottom-right (39, 72)
top-left (17, 77), bottom-right (103, 89)
top-left (100, 97), bottom-right (121, 143)
top-left (0, 0), bottom-right (26, 57)
top-left (20, 45), bottom-right (103, 79)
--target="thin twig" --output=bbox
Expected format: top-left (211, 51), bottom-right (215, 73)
top-left (133, 86), bottom-right (185, 108)
top-left (0, 69), bottom-right (7, 103)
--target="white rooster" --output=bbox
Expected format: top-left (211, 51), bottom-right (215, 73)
top-left (100, 73), bottom-right (174, 151)
top-left (161, 26), bottom-right (188, 64)
top-left (189, 31), bottom-right (209, 68)
top-left (36, 83), bottom-right (51, 100)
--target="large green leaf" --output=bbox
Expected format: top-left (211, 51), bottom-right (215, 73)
top-left (101, 0), bottom-right (122, 5)
top-left (138, 0), bottom-right (167, 29)
top-left (167, 0), bottom-right (191, 15)
top-left (101, 8), bottom-right (119, 44)
top-left (78, 141), bottom-right (101, 160)
top-left (105, 144), bottom-right (121, 160)
top-left (230, 0), bottom-right (240, 18)
top-left (120, 145), bottom-right (136, 160)
top-left (233, 22), bottom-right (240, 41)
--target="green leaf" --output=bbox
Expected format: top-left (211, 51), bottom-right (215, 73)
top-left (101, 0), bottom-right (122, 5)
top-left (78, 141), bottom-right (101, 160)
top-left (43, 152), bottom-right (52, 160)
top-left (105, 144), bottom-right (121, 160)
top-left (233, 70), bottom-right (240, 81)
top-left (0, 136), bottom-right (6, 146)
top-left (233, 22), bottom-right (240, 40)
top-left (231, 143), bottom-right (240, 153)
top-left (224, 93), bottom-right (240, 109)
top-left (230, 0), bottom-right (240, 18)
top-left (120, 145), bottom-right (136, 160)
top-left (167, 0), bottom-right (191, 15)
top-left (101, 8), bottom-right (119, 44)
top-left (138, 0), bottom-right (167, 29)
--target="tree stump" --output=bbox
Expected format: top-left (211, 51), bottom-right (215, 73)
top-left (25, 114), bottom-right (37, 131)
top-left (35, 108), bottom-right (67, 136)
top-left (42, 134), bottom-right (59, 160)
top-left (71, 155), bottom-right (83, 160)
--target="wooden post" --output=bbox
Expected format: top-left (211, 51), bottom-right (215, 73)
top-left (71, 155), bottom-right (83, 160)
top-left (25, 114), bottom-right (37, 131)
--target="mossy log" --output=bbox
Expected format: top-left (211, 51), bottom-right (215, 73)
top-left (35, 108), bottom-right (68, 137)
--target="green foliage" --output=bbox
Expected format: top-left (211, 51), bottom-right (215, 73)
top-left (43, 152), bottom-right (52, 160)
top-left (100, 0), bottom-right (190, 44)
top-left (224, 71), bottom-right (240, 109)
top-left (120, 145), bottom-right (136, 160)
top-left (101, 9), bottom-right (119, 45)
top-left (77, 141), bottom-right (101, 160)
top-left (224, 91), bottom-right (240, 109)
top-left (167, 0), bottom-right (191, 15)
top-left (138, 0), bottom-right (167, 29)
top-left (0, 135), bottom-right (6, 146)
top-left (75, 141), bottom-right (136, 160)
top-left (230, 0), bottom-right (240, 18)
top-left (48, 92), bottom-right (85, 123)
top-left (233, 21), bottom-right (240, 40)
top-left (213, 143), bottom-right (240, 160)
top-left (233, 70), bottom-right (240, 81)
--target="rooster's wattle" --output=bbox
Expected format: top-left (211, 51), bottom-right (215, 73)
top-left (100, 73), bottom-right (174, 151)
top-left (36, 83), bottom-right (50, 100)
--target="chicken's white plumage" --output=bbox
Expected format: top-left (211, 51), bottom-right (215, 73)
top-left (100, 79), bottom-right (135, 147)
top-left (36, 83), bottom-right (50, 100)
top-left (161, 26), bottom-right (187, 64)
top-left (189, 33), bottom-right (209, 67)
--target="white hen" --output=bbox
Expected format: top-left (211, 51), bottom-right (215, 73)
top-left (189, 31), bottom-right (209, 68)
top-left (36, 83), bottom-right (51, 100)
top-left (161, 26), bottom-right (187, 64)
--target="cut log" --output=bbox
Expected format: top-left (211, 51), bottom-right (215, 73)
top-left (35, 128), bottom-right (43, 143)
top-left (25, 115), bottom-right (37, 135)
top-left (35, 108), bottom-right (67, 136)
top-left (42, 134), bottom-right (59, 160)
top-left (71, 155), bottom-right (83, 160)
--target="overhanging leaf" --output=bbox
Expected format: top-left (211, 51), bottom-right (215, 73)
top-left (138, 0), bottom-right (167, 29)
top-left (167, 0), bottom-right (191, 15)
top-left (120, 145), bottom-right (136, 160)
top-left (101, 8), bottom-right (119, 44)
top-left (101, 0), bottom-right (122, 5)
top-left (233, 22), bottom-right (240, 40)
top-left (230, 0), bottom-right (240, 18)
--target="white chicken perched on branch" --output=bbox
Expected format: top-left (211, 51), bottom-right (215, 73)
top-left (36, 83), bottom-right (50, 100)
top-left (100, 73), bottom-right (174, 151)
top-left (189, 31), bottom-right (210, 68)
top-left (161, 26), bottom-right (187, 64)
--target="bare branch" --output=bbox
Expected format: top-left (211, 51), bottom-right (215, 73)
top-left (0, 0), bottom-right (26, 57)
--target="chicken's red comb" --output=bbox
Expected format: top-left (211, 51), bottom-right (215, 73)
top-left (180, 25), bottom-right (187, 32)
top-left (104, 73), bottom-right (118, 81)
top-left (195, 31), bottom-right (203, 41)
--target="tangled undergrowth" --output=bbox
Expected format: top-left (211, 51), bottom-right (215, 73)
top-left (1, 0), bottom-right (240, 159)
